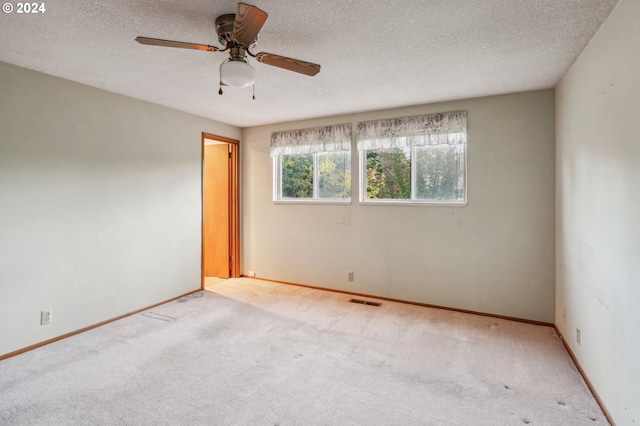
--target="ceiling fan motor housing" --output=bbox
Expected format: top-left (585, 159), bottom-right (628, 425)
top-left (215, 14), bottom-right (257, 48)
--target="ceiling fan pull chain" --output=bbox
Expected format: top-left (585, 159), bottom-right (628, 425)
top-left (252, 84), bottom-right (255, 100)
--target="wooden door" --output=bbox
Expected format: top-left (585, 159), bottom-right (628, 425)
top-left (203, 143), bottom-right (230, 278)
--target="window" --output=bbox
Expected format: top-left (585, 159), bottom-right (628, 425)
top-left (272, 124), bottom-right (352, 202)
top-left (357, 111), bottom-right (467, 204)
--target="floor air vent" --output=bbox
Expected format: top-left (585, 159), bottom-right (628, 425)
top-left (349, 298), bottom-right (382, 307)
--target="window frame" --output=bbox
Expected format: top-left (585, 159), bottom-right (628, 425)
top-left (273, 151), bottom-right (352, 204)
top-left (358, 138), bottom-right (467, 206)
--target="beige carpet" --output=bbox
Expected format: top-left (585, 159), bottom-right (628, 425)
top-left (0, 278), bottom-right (606, 425)
top-left (204, 276), bottom-right (226, 287)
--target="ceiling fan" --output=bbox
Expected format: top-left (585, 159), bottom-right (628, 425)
top-left (135, 2), bottom-right (321, 97)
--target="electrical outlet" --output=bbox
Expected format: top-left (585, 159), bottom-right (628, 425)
top-left (576, 328), bottom-right (581, 345)
top-left (347, 271), bottom-right (354, 281)
top-left (247, 271), bottom-right (256, 277)
top-left (41, 309), bottom-right (52, 325)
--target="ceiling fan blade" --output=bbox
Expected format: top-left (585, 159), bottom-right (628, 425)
top-left (232, 3), bottom-right (268, 46)
top-left (135, 37), bottom-right (218, 52)
top-left (255, 52), bottom-right (321, 76)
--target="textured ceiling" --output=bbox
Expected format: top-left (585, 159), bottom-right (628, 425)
top-left (0, 0), bottom-right (618, 127)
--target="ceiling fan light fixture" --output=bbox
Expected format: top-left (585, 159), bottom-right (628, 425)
top-left (220, 59), bottom-right (255, 88)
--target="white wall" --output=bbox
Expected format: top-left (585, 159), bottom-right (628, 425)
top-left (555, 0), bottom-right (639, 423)
top-left (242, 90), bottom-right (555, 323)
top-left (0, 62), bottom-right (240, 356)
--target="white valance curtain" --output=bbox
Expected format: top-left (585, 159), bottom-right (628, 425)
top-left (269, 111), bottom-right (466, 156)
top-left (357, 110), bottom-right (467, 150)
top-left (270, 123), bottom-right (352, 157)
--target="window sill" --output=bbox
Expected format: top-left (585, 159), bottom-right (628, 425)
top-left (273, 199), bottom-right (352, 205)
top-left (359, 200), bottom-right (467, 207)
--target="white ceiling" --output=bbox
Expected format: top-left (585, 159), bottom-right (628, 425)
top-left (0, 0), bottom-right (618, 128)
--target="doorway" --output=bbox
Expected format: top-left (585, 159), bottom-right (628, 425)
top-left (202, 133), bottom-right (240, 289)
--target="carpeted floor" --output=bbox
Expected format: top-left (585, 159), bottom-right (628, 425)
top-left (204, 276), bottom-right (226, 286)
top-left (0, 278), bottom-right (607, 425)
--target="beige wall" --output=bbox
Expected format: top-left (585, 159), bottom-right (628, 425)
top-left (242, 90), bottom-right (556, 323)
top-left (555, 0), bottom-right (639, 423)
top-left (0, 62), bottom-right (240, 356)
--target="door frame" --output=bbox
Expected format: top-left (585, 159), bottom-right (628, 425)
top-left (201, 132), bottom-right (240, 289)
